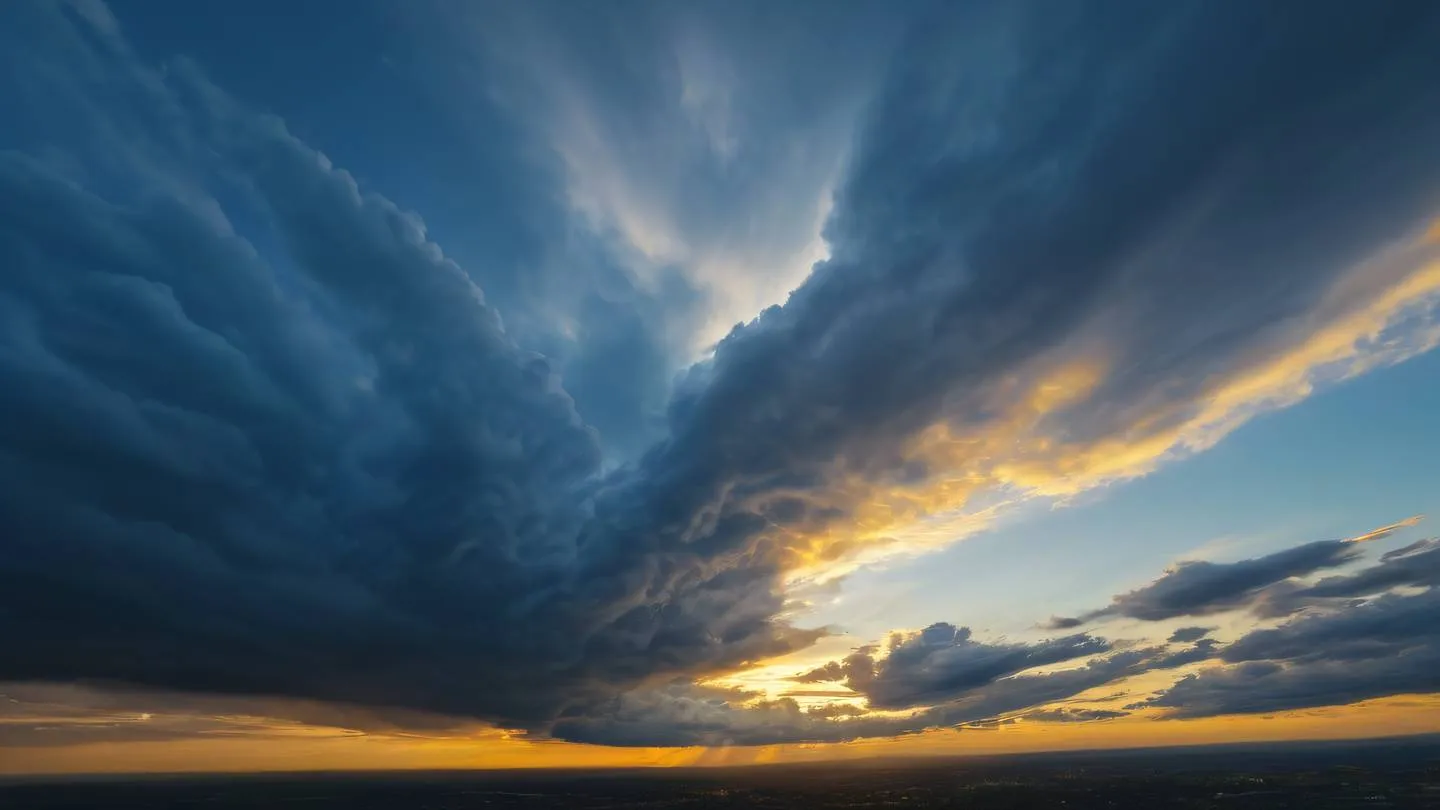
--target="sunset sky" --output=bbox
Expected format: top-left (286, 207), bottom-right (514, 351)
top-left (4, 0), bottom-right (1440, 776)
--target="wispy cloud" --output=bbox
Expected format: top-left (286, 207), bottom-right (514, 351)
top-left (436, 1), bottom-right (883, 357)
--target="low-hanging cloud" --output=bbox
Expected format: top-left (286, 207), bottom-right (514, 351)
top-left (574, 526), bottom-right (1438, 745)
top-left (1066, 527), bottom-right (1440, 719)
top-left (794, 623), bottom-right (1110, 711)
top-left (1255, 535), bottom-right (1440, 617)
top-left (1046, 538), bottom-right (1368, 627)
top-left (1147, 589), bottom-right (1440, 718)
top-left (0, 682), bottom-right (482, 748)
top-left (557, 638), bottom-right (1215, 747)
top-left (1049, 518), bottom-right (1426, 627)
top-left (3, 0), bottom-right (1440, 750)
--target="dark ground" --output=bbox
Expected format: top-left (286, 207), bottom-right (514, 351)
top-left (4, 735), bottom-right (1440, 809)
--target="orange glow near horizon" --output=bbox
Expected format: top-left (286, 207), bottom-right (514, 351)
top-left (6, 695), bottom-right (1439, 777)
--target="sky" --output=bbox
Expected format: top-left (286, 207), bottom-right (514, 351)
top-left (3, 0), bottom-right (1440, 775)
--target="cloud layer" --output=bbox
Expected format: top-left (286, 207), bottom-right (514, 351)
top-left (1032, 519), bottom-right (1440, 721)
top-left (1149, 589), bottom-right (1440, 719)
top-left (557, 635), bottom-right (1217, 746)
top-left (3, 0), bottom-right (1440, 749)
top-left (562, 520), bottom-right (1434, 745)
top-left (1050, 518), bottom-right (1430, 627)
top-left (1047, 538), bottom-right (1368, 627)
top-left (795, 624), bottom-right (1110, 711)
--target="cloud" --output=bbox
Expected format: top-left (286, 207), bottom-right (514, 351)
top-left (0, 0), bottom-right (811, 733)
top-left (1023, 708), bottom-right (1128, 723)
top-left (1254, 535), bottom-right (1440, 618)
top-left (1348, 515), bottom-right (1425, 544)
top-left (593, 530), bottom-right (1437, 743)
top-left (616, 523), bottom-right (1440, 745)
top-left (1068, 528), bottom-right (1440, 719)
top-left (1047, 518), bottom-right (1430, 627)
top-left (4, 0), bottom-right (1440, 750)
top-left (793, 623), bottom-right (1110, 711)
top-left (1047, 538), bottom-right (1368, 627)
top-left (1147, 589), bottom-right (1440, 718)
top-left (605, 0), bottom-right (1440, 580)
top-left (551, 683), bottom-right (901, 747)
top-left (1383, 536), bottom-right (1440, 562)
top-left (557, 639), bottom-right (1212, 746)
top-left (0, 682), bottom-right (483, 748)
top-left (428, 1), bottom-right (893, 356)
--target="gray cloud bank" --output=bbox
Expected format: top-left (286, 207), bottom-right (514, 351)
top-left (2, 0), bottom-right (1440, 749)
top-left (1146, 589), bottom-right (1440, 718)
top-left (1046, 539), bottom-right (1367, 628)
top-left (565, 524), bottom-right (1438, 745)
top-left (1042, 524), bottom-right (1440, 720)
top-left (555, 641), bottom-right (1212, 746)
top-left (1053, 523), bottom-right (1435, 628)
top-left (1147, 538), bottom-right (1440, 719)
top-left (795, 623), bottom-right (1110, 711)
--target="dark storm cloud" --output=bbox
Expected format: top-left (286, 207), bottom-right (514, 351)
top-left (5, 0), bottom-right (1440, 750)
top-left (1047, 540), bottom-right (1365, 627)
top-left (0, 0), bottom-right (811, 733)
top-left (110, 0), bottom-right (708, 463)
top-left (613, 0), bottom-right (1440, 583)
top-left (1147, 589), bottom-right (1440, 718)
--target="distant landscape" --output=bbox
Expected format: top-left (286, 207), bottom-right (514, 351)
top-left (6, 735), bottom-right (1440, 809)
